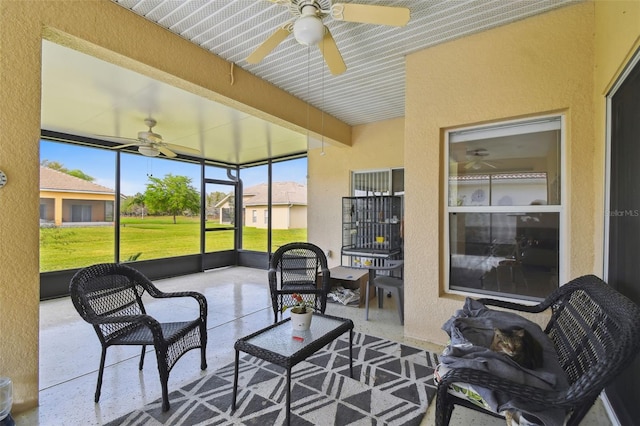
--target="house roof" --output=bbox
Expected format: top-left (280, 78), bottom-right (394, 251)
top-left (240, 182), bottom-right (307, 207)
top-left (40, 166), bottom-right (114, 194)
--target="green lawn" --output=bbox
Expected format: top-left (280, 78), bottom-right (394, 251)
top-left (40, 216), bottom-right (307, 272)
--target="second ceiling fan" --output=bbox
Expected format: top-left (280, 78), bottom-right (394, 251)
top-left (246, 0), bottom-right (411, 75)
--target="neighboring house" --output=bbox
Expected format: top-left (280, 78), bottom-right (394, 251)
top-left (216, 182), bottom-right (307, 230)
top-left (39, 166), bottom-right (115, 226)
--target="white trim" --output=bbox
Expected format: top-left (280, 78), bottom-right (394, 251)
top-left (450, 117), bottom-right (561, 143)
top-left (444, 114), bottom-right (566, 301)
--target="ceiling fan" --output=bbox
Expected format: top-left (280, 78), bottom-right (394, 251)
top-left (465, 148), bottom-right (497, 170)
top-left (246, 0), bottom-right (411, 75)
top-left (105, 118), bottom-right (201, 158)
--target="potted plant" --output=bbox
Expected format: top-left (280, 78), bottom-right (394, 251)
top-left (285, 293), bottom-right (315, 331)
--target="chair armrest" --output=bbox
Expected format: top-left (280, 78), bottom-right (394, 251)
top-left (145, 288), bottom-right (208, 318)
top-left (476, 298), bottom-right (549, 314)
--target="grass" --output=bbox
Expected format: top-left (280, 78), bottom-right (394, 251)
top-left (40, 216), bottom-right (307, 272)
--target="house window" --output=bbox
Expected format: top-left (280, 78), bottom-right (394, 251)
top-left (351, 168), bottom-right (404, 196)
top-left (264, 209), bottom-right (268, 224)
top-left (105, 201), bottom-right (114, 222)
top-left (446, 115), bottom-right (563, 301)
top-left (252, 210), bottom-right (257, 223)
top-left (71, 204), bottom-right (92, 222)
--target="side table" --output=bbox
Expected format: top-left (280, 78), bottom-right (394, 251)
top-left (232, 313), bottom-right (354, 426)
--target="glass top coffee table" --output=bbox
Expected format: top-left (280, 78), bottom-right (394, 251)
top-left (232, 313), bottom-right (354, 425)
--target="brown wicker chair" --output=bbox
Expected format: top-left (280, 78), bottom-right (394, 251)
top-left (69, 263), bottom-right (207, 411)
top-left (435, 274), bottom-right (640, 426)
top-left (268, 242), bottom-right (331, 323)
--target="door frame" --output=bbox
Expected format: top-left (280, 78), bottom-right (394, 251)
top-left (602, 47), bottom-right (640, 426)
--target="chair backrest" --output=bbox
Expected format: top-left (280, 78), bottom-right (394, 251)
top-left (69, 263), bottom-right (151, 342)
top-left (542, 275), bottom-right (640, 399)
top-left (269, 242), bottom-right (328, 288)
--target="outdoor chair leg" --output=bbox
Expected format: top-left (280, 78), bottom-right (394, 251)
top-left (160, 375), bottom-right (170, 411)
top-left (396, 288), bottom-right (404, 325)
top-left (200, 345), bottom-right (207, 370)
top-left (95, 346), bottom-right (107, 402)
top-left (139, 345), bottom-right (146, 370)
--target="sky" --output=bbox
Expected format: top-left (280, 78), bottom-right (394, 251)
top-left (40, 140), bottom-right (307, 196)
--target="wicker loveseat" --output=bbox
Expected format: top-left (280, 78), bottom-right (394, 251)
top-left (435, 274), bottom-right (640, 425)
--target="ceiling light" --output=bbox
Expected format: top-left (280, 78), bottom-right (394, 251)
top-left (293, 7), bottom-right (324, 45)
top-left (138, 146), bottom-right (160, 157)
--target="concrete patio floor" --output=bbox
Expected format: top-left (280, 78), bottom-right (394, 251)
top-left (14, 266), bottom-right (611, 425)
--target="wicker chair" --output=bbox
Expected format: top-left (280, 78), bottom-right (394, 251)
top-left (69, 263), bottom-right (208, 412)
top-left (268, 242), bottom-right (331, 323)
top-left (435, 274), bottom-right (640, 426)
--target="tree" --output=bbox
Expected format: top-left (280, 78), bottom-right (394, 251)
top-left (121, 192), bottom-right (146, 217)
top-left (144, 174), bottom-right (200, 223)
top-left (41, 159), bottom-right (95, 182)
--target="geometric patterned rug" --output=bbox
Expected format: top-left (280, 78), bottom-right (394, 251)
top-left (106, 332), bottom-right (439, 426)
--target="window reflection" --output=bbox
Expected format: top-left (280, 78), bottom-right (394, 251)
top-left (447, 116), bottom-right (562, 301)
top-left (449, 212), bottom-right (559, 300)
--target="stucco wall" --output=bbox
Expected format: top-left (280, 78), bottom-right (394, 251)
top-left (308, 117), bottom-right (404, 267)
top-left (403, 2), bottom-right (596, 344)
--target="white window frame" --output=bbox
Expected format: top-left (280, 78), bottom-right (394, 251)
top-left (444, 114), bottom-right (567, 302)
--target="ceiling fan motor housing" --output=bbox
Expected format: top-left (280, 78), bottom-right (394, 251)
top-left (138, 130), bottom-right (162, 143)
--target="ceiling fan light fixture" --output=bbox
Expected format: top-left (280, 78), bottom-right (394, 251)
top-left (293, 14), bottom-right (324, 45)
top-left (138, 145), bottom-right (160, 157)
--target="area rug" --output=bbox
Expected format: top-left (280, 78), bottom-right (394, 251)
top-left (106, 332), bottom-right (439, 426)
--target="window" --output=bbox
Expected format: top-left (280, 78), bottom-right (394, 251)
top-left (252, 210), bottom-right (257, 223)
top-left (264, 209), bottom-right (268, 224)
top-left (39, 140), bottom-right (116, 272)
top-left (119, 153), bottom-right (201, 262)
top-left (271, 157), bottom-right (308, 248)
top-left (71, 204), bottom-right (92, 222)
top-left (446, 116), bottom-right (563, 301)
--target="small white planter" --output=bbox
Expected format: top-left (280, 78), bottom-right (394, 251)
top-left (289, 309), bottom-right (313, 331)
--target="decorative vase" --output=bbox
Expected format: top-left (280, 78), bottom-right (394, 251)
top-left (290, 308), bottom-right (313, 331)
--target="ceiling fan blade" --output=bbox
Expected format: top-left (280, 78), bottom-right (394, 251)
top-left (165, 143), bottom-right (201, 156)
top-left (331, 3), bottom-right (410, 27)
top-left (96, 134), bottom-right (139, 142)
top-left (464, 161), bottom-right (475, 170)
top-left (157, 146), bottom-right (177, 158)
top-left (319, 27), bottom-right (346, 76)
top-left (246, 26), bottom-right (291, 64)
top-left (482, 161), bottom-right (497, 169)
top-left (111, 143), bottom-right (141, 149)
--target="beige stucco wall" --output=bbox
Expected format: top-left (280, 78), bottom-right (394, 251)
top-left (0, 0), bottom-right (350, 412)
top-left (40, 190), bottom-right (114, 225)
top-left (244, 205), bottom-right (307, 230)
top-left (403, 2), bottom-right (597, 344)
top-left (308, 117), bottom-right (405, 267)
